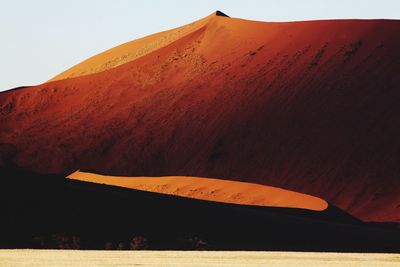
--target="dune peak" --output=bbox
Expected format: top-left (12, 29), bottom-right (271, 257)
top-left (215, 10), bottom-right (229, 17)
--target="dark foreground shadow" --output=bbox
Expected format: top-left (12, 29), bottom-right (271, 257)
top-left (0, 166), bottom-right (399, 252)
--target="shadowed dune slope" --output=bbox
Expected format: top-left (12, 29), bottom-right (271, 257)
top-left (67, 170), bottom-right (328, 211)
top-left (4, 166), bottom-right (399, 251)
top-left (1, 12), bottom-right (400, 222)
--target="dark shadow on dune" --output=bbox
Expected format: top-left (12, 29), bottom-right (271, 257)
top-left (215, 11), bottom-right (229, 17)
top-left (0, 165), bottom-right (399, 252)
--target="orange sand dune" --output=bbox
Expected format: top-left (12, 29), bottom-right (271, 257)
top-left (1, 12), bottom-right (400, 222)
top-left (67, 170), bottom-right (328, 211)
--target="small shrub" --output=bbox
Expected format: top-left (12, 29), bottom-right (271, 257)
top-left (129, 236), bottom-right (148, 250)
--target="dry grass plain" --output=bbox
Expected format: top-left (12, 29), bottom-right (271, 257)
top-left (0, 250), bottom-right (399, 267)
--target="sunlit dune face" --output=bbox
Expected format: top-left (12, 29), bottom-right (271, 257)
top-left (67, 170), bottom-right (328, 211)
top-left (49, 14), bottom-right (214, 82)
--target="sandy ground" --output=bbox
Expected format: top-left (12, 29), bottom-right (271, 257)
top-left (0, 250), bottom-right (399, 267)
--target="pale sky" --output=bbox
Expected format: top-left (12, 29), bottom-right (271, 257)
top-left (1, 0), bottom-right (400, 90)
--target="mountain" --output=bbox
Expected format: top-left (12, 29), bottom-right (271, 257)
top-left (1, 12), bottom-right (400, 223)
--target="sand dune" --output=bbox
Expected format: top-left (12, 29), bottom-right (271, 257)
top-left (67, 170), bottom-right (328, 211)
top-left (1, 12), bottom-right (400, 222)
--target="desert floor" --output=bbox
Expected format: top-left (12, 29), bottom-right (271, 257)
top-left (0, 250), bottom-right (399, 267)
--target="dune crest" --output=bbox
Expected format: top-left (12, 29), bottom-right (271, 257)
top-left (67, 170), bottom-right (328, 211)
top-left (49, 12), bottom-right (227, 81)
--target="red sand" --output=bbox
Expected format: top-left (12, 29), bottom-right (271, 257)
top-left (1, 12), bottom-right (400, 222)
top-left (67, 170), bottom-right (328, 211)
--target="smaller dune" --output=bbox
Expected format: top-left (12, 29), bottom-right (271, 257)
top-left (67, 170), bottom-right (328, 211)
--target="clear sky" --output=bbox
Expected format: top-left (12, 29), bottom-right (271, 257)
top-left (1, 0), bottom-right (400, 90)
